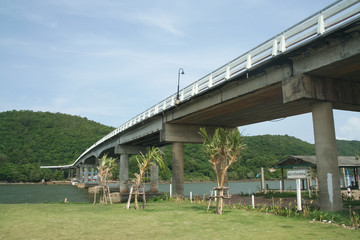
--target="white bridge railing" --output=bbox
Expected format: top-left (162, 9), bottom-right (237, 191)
top-left (77, 0), bottom-right (360, 162)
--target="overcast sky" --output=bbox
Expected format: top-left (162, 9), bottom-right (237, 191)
top-left (1, 0), bottom-right (359, 144)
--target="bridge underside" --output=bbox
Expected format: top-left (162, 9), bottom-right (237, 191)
top-left (161, 20), bottom-right (360, 211)
top-left (65, 18), bottom-right (360, 212)
top-left (167, 21), bottom-right (360, 127)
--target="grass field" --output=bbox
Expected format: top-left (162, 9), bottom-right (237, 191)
top-left (0, 202), bottom-right (359, 239)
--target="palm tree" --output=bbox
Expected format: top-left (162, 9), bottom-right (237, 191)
top-left (199, 127), bottom-right (245, 214)
top-left (131, 147), bottom-right (165, 210)
top-left (97, 154), bottom-right (116, 204)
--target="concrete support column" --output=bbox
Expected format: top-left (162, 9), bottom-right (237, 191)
top-left (79, 166), bottom-right (83, 183)
top-left (84, 166), bottom-right (89, 183)
top-left (76, 168), bottom-right (80, 182)
top-left (119, 154), bottom-right (129, 193)
top-left (281, 168), bottom-right (285, 191)
top-left (172, 142), bottom-right (184, 197)
top-left (312, 102), bottom-right (342, 211)
top-left (260, 167), bottom-right (265, 192)
top-left (150, 165), bottom-right (159, 193)
top-left (356, 167), bottom-right (360, 190)
top-left (342, 168), bottom-right (347, 188)
top-left (90, 168), bottom-right (94, 183)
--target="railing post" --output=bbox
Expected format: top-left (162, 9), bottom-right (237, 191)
top-left (208, 74), bottom-right (213, 88)
top-left (180, 90), bottom-right (184, 101)
top-left (272, 39), bottom-right (278, 56)
top-left (279, 34), bottom-right (286, 53)
top-left (317, 13), bottom-right (325, 35)
top-left (246, 53), bottom-right (252, 69)
top-left (225, 65), bottom-right (231, 80)
top-left (191, 83), bottom-right (198, 96)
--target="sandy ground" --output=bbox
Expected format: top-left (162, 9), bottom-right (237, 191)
top-left (227, 194), bottom-right (318, 208)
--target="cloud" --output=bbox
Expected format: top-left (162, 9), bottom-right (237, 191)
top-left (338, 117), bottom-right (360, 141)
top-left (132, 9), bottom-right (184, 36)
top-left (53, 97), bottom-right (69, 106)
top-left (24, 13), bottom-right (58, 29)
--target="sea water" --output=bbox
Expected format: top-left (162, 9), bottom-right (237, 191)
top-left (0, 180), bottom-right (298, 203)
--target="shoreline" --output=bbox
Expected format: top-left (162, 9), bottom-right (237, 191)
top-left (0, 178), bottom-right (271, 185)
top-left (0, 180), bottom-right (73, 185)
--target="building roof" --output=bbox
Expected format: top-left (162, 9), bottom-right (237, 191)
top-left (272, 156), bottom-right (360, 169)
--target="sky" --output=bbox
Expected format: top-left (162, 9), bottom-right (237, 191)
top-left (0, 0), bottom-right (359, 144)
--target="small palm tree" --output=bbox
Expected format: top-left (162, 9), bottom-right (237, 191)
top-left (199, 127), bottom-right (245, 214)
top-left (133, 147), bottom-right (165, 209)
top-left (97, 154), bottom-right (116, 204)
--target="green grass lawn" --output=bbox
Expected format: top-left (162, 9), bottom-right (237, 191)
top-left (0, 202), bottom-right (359, 239)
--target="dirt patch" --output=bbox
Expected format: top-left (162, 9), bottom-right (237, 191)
top-left (227, 194), bottom-right (318, 208)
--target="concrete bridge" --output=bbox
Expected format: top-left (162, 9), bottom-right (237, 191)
top-left (42, 0), bottom-right (360, 211)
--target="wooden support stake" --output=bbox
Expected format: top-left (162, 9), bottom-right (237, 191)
top-left (126, 185), bottom-right (146, 210)
top-left (93, 187), bottom-right (97, 204)
top-left (207, 187), bottom-right (232, 213)
top-left (207, 190), bottom-right (213, 212)
top-left (126, 186), bottom-right (134, 209)
top-left (108, 186), bottom-right (112, 205)
top-left (142, 188), bottom-right (146, 209)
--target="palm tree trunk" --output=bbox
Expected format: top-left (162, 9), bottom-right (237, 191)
top-left (216, 188), bottom-right (224, 214)
top-left (134, 187), bottom-right (139, 210)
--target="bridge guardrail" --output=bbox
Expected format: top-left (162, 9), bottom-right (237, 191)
top-left (76, 0), bottom-right (360, 162)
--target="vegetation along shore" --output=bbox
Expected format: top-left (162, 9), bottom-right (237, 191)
top-left (1, 110), bottom-right (359, 183)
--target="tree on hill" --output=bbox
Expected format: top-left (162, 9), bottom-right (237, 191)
top-left (0, 110), bottom-right (114, 182)
top-left (337, 140), bottom-right (360, 156)
top-left (1, 110), bottom-right (359, 183)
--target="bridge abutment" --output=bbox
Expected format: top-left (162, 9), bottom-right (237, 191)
top-left (312, 102), bottom-right (343, 212)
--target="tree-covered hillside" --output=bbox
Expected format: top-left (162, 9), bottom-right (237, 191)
top-left (129, 135), bottom-right (358, 182)
top-left (1, 110), bottom-right (359, 182)
top-left (0, 110), bottom-right (114, 182)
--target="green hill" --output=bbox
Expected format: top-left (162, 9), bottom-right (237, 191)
top-left (1, 110), bottom-right (359, 182)
top-left (140, 135), bottom-right (359, 181)
top-left (0, 110), bottom-right (114, 182)
top-left (154, 135), bottom-right (316, 181)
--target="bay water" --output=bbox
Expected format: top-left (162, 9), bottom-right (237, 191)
top-left (0, 180), bottom-right (299, 204)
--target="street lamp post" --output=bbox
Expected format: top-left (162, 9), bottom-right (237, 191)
top-left (176, 68), bottom-right (185, 105)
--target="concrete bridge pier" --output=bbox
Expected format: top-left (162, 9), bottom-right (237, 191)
top-left (312, 102), bottom-right (343, 212)
top-left (76, 168), bottom-right (80, 182)
top-left (115, 145), bottom-right (147, 194)
top-left (79, 165), bottom-right (84, 183)
top-left (90, 167), bottom-right (95, 183)
top-left (163, 124), bottom-right (218, 197)
top-left (150, 165), bottom-right (159, 193)
top-left (84, 166), bottom-right (89, 183)
top-left (119, 154), bottom-right (129, 194)
top-left (172, 142), bottom-right (184, 197)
